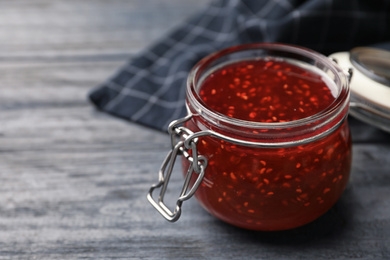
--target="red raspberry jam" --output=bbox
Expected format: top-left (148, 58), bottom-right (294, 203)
top-left (183, 44), bottom-right (351, 231)
top-left (198, 59), bottom-right (336, 123)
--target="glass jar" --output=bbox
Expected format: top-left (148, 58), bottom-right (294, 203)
top-left (148, 43), bottom-right (352, 231)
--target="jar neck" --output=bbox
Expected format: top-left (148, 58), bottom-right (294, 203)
top-left (186, 43), bottom-right (350, 145)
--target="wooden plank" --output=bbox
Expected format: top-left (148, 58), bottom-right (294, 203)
top-left (0, 115), bottom-right (389, 259)
top-left (0, 0), bottom-right (211, 56)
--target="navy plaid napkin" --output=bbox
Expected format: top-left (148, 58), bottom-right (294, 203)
top-left (89, 0), bottom-right (390, 131)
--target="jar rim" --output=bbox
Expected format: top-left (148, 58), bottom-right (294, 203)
top-left (186, 43), bottom-right (350, 131)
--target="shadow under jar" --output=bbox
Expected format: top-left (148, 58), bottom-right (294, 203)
top-left (148, 43), bottom-right (352, 231)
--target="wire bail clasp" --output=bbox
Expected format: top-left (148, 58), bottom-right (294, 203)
top-left (147, 115), bottom-right (208, 222)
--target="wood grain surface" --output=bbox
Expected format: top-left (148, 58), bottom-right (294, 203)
top-left (0, 1), bottom-right (389, 259)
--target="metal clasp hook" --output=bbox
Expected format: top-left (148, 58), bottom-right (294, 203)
top-left (147, 115), bottom-right (208, 222)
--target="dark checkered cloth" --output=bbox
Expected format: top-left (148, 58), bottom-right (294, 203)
top-left (89, 0), bottom-right (390, 131)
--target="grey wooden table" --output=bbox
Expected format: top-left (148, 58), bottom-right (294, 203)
top-left (0, 1), bottom-right (389, 259)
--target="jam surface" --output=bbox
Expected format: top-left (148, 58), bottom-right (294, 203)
top-left (199, 59), bottom-right (336, 122)
top-left (185, 58), bottom-right (351, 231)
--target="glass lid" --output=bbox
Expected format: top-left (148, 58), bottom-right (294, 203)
top-left (330, 47), bottom-right (390, 133)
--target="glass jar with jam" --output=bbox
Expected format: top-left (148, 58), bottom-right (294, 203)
top-left (148, 43), bottom-right (352, 231)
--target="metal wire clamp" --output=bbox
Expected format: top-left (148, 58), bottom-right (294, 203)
top-left (147, 115), bottom-right (208, 222)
